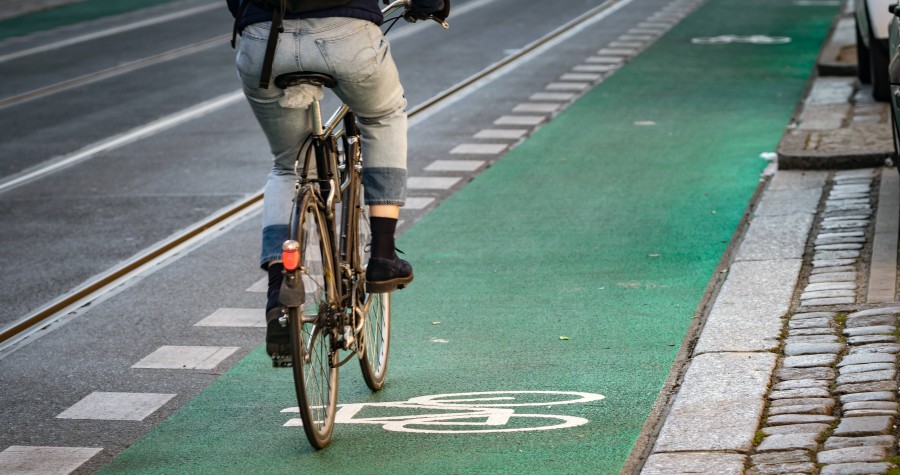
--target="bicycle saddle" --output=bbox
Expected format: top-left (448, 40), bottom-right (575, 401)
top-left (274, 72), bottom-right (337, 89)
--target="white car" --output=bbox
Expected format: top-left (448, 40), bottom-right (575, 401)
top-left (857, 0), bottom-right (894, 100)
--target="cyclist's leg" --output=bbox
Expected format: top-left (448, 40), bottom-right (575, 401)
top-left (308, 20), bottom-right (412, 290)
top-left (235, 21), bottom-right (313, 353)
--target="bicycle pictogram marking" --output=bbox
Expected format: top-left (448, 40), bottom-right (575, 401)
top-left (281, 391), bottom-right (605, 434)
top-left (691, 35), bottom-right (791, 45)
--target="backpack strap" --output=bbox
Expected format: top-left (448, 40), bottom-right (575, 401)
top-left (231, 0), bottom-right (252, 49)
top-left (258, 4), bottom-right (284, 89)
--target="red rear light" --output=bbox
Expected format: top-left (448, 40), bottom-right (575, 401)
top-left (282, 240), bottom-right (300, 271)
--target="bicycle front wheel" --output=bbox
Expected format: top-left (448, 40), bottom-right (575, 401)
top-left (290, 193), bottom-right (339, 449)
top-left (352, 193), bottom-right (392, 390)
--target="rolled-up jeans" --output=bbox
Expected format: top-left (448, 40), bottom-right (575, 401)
top-left (235, 17), bottom-right (408, 268)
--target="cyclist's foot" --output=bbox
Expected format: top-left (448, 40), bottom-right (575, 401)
top-left (366, 253), bottom-right (413, 293)
top-left (265, 262), bottom-right (292, 367)
top-left (265, 307), bottom-right (292, 367)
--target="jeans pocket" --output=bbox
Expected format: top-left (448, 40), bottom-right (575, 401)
top-left (236, 24), bottom-right (273, 84)
top-left (315, 22), bottom-right (379, 83)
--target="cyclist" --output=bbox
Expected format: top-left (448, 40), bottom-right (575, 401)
top-left (226, 0), bottom-right (447, 360)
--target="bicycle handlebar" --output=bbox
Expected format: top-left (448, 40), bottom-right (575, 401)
top-left (382, 0), bottom-right (449, 29)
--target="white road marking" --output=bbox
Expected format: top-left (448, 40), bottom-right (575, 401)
top-left (194, 308), bottom-right (265, 328)
top-left (0, 446), bottom-right (103, 475)
top-left (560, 72), bottom-right (602, 81)
top-left (573, 64), bottom-right (617, 73)
top-left (495, 114), bottom-right (548, 124)
top-left (450, 143), bottom-right (508, 155)
top-left (512, 102), bottom-right (561, 113)
top-left (246, 277), bottom-right (267, 293)
top-left (619, 34), bottom-right (654, 41)
top-left (598, 47), bottom-right (638, 55)
top-left (407, 177), bottom-right (462, 189)
top-left (545, 82), bottom-right (590, 91)
top-left (585, 56), bottom-right (625, 64)
top-left (404, 197), bottom-right (436, 209)
top-left (131, 346), bottom-right (240, 370)
top-left (474, 128), bottom-right (530, 139)
top-left (609, 41), bottom-right (644, 48)
top-left (529, 92), bottom-right (575, 101)
top-left (56, 392), bottom-right (175, 421)
top-left (425, 160), bottom-right (486, 172)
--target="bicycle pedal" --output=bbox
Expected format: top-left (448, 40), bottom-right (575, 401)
top-left (270, 353), bottom-right (293, 368)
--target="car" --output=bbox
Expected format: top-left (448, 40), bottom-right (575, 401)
top-left (857, 0), bottom-right (894, 100)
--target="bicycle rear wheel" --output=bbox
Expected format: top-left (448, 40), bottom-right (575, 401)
top-left (352, 192), bottom-right (391, 390)
top-left (289, 193), bottom-right (339, 449)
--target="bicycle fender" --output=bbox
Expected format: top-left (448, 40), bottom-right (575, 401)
top-left (279, 273), bottom-right (306, 307)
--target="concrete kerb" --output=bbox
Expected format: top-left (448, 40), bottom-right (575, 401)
top-left (637, 171), bottom-right (825, 473)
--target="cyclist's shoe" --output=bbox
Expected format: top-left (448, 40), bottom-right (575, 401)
top-left (366, 253), bottom-right (413, 293)
top-left (266, 307), bottom-right (293, 367)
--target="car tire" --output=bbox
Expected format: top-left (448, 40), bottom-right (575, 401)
top-left (858, 23), bottom-right (873, 84)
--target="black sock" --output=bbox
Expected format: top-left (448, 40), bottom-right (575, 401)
top-left (266, 262), bottom-right (284, 314)
top-left (370, 217), bottom-right (397, 260)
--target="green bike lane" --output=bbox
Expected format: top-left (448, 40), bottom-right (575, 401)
top-left (99, 0), bottom-right (837, 472)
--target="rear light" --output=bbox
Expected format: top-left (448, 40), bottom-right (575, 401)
top-left (282, 240), bottom-right (300, 271)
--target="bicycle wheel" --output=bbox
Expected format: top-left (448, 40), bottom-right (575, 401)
top-left (353, 192), bottom-right (392, 390)
top-left (289, 193), bottom-right (339, 449)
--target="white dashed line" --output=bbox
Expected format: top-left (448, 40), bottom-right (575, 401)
top-left (449, 143), bottom-right (508, 154)
top-left (404, 197), bottom-right (436, 209)
top-left (131, 346), bottom-right (240, 370)
top-left (194, 308), bottom-right (265, 327)
top-left (407, 177), bottom-right (462, 189)
top-left (495, 114), bottom-right (548, 124)
top-left (529, 92), bottom-right (576, 101)
top-left (585, 56), bottom-right (625, 64)
top-left (560, 73), bottom-right (602, 82)
top-left (425, 160), bottom-right (486, 172)
top-left (56, 392), bottom-right (175, 421)
top-left (573, 64), bottom-right (617, 73)
top-left (0, 446), bottom-right (103, 475)
top-left (545, 82), bottom-right (590, 91)
top-left (597, 48), bottom-right (637, 55)
top-left (512, 103), bottom-right (561, 113)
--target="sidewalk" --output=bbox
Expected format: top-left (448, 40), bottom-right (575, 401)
top-left (638, 4), bottom-right (900, 473)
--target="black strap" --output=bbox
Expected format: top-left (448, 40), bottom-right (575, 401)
top-left (231, 0), bottom-right (252, 49)
top-left (258, 6), bottom-right (283, 89)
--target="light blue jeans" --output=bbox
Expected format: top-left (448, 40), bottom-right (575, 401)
top-left (236, 17), bottom-right (408, 267)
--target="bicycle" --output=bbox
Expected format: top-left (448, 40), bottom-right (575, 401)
top-left (270, 0), bottom-right (449, 449)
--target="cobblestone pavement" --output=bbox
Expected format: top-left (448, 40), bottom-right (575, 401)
top-left (640, 1), bottom-right (900, 471)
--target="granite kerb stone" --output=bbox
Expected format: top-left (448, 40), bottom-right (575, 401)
top-left (819, 462), bottom-right (892, 475)
top-left (817, 446), bottom-right (890, 463)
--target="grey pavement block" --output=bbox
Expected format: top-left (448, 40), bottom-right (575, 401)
top-left (848, 307), bottom-right (900, 319)
top-left (812, 260), bottom-right (858, 268)
top-left (823, 435), bottom-right (895, 450)
top-left (756, 432), bottom-right (819, 452)
top-left (694, 260), bottom-right (800, 354)
top-left (801, 296), bottom-right (856, 306)
top-left (789, 327), bottom-right (836, 336)
top-left (792, 311), bottom-right (838, 320)
top-left (833, 416), bottom-right (894, 436)
top-left (769, 397), bottom-right (833, 407)
top-left (808, 272), bottom-right (856, 283)
top-left (815, 250), bottom-right (862, 260)
top-left (816, 243), bottom-right (864, 250)
top-left (806, 77), bottom-right (855, 105)
top-left (736, 214), bottom-right (814, 261)
top-left (840, 363), bottom-right (897, 374)
top-left (846, 314), bottom-right (897, 328)
top-left (783, 342), bottom-right (844, 356)
top-left (848, 343), bottom-right (900, 355)
top-left (768, 403), bottom-right (833, 416)
top-left (789, 317), bottom-right (833, 329)
top-left (766, 414), bottom-right (836, 425)
top-left (747, 462), bottom-right (816, 474)
top-left (785, 335), bottom-right (839, 344)
top-left (641, 452), bottom-right (746, 475)
top-left (844, 409), bottom-right (898, 417)
top-left (799, 289), bottom-right (855, 300)
top-left (820, 220), bottom-right (869, 230)
top-left (804, 281), bottom-right (857, 291)
top-left (836, 370), bottom-right (897, 386)
top-left (814, 237), bottom-right (866, 246)
top-left (753, 189), bottom-right (821, 218)
top-left (843, 401), bottom-right (898, 411)
top-left (839, 392), bottom-right (895, 404)
top-left (651, 352), bottom-right (776, 452)
top-left (835, 381), bottom-right (897, 394)
top-left (770, 388), bottom-right (832, 399)
top-left (817, 446), bottom-right (889, 464)
top-left (848, 335), bottom-right (898, 345)
top-left (772, 379), bottom-right (829, 390)
top-left (767, 170), bottom-right (829, 191)
top-left (777, 366), bottom-right (836, 380)
top-left (819, 462), bottom-right (891, 475)
top-left (844, 325), bottom-right (896, 337)
top-left (750, 449), bottom-right (810, 465)
top-left (837, 353), bottom-right (896, 366)
top-left (760, 423), bottom-right (829, 436)
top-left (798, 104), bottom-right (849, 129)
top-left (783, 354), bottom-right (838, 368)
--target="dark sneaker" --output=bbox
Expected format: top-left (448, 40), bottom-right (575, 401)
top-left (366, 254), bottom-right (413, 293)
top-left (266, 307), bottom-right (292, 367)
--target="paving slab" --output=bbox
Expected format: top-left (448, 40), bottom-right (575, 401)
top-left (641, 452), bottom-right (746, 475)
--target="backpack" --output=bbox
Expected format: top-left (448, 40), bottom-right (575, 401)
top-left (231, 0), bottom-right (353, 88)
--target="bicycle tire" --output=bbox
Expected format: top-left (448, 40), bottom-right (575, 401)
top-left (351, 189), bottom-right (392, 390)
top-left (290, 192), bottom-right (339, 449)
